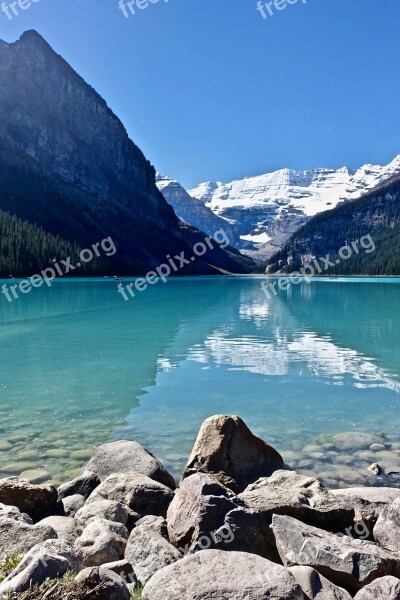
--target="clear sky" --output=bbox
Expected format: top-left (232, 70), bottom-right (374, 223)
top-left (1, 0), bottom-right (399, 188)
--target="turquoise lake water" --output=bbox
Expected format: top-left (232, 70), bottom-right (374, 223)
top-left (1, 276), bottom-right (400, 488)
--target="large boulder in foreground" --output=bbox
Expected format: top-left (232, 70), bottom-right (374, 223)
top-left (86, 440), bottom-right (176, 489)
top-left (0, 477), bottom-right (57, 521)
top-left (289, 566), bottom-right (352, 600)
top-left (238, 471), bottom-right (358, 533)
top-left (0, 553), bottom-right (69, 596)
top-left (0, 517), bottom-right (57, 560)
top-left (167, 473), bottom-right (271, 558)
top-left (353, 576), bottom-right (400, 599)
top-left (182, 415), bottom-right (284, 493)
top-left (272, 514), bottom-right (400, 593)
top-left (142, 550), bottom-right (304, 600)
top-left (374, 497), bottom-right (400, 551)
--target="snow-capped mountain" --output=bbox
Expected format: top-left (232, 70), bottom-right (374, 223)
top-left (156, 173), bottom-right (237, 244)
top-left (188, 155), bottom-right (400, 259)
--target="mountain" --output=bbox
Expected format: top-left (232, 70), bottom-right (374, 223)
top-left (188, 156), bottom-right (400, 259)
top-left (0, 31), bottom-right (253, 277)
top-left (156, 173), bottom-right (237, 245)
top-left (267, 174), bottom-right (400, 275)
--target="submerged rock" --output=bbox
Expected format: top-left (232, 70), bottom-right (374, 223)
top-left (182, 414), bottom-right (284, 493)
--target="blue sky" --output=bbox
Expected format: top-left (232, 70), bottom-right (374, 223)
top-left (1, 0), bottom-right (399, 188)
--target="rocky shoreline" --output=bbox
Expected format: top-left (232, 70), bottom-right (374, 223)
top-left (1, 415), bottom-right (400, 599)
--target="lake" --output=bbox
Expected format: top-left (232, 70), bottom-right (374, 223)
top-left (1, 276), bottom-right (399, 489)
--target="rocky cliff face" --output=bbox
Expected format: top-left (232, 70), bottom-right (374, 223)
top-left (0, 31), bottom-right (253, 275)
top-left (156, 174), bottom-right (237, 245)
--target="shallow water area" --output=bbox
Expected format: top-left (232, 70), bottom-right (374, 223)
top-left (0, 276), bottom-right (399, 489)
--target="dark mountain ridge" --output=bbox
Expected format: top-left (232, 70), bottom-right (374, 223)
top-left (0, 31), bottom-right (253, 276)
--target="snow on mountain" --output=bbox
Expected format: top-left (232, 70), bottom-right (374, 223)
top-left (156, 173), bottom-right (237, 245)
top-left (188, 155), bottom-right (400, 259)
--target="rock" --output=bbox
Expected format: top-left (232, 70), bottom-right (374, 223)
top-left (0, 517), bottom-right (57, 560)
top-left (329, 432), bottom-right (390, 452)
top-left (289, 566), bottom-right (352, 599)
top-left (86, 440), bottom-right (175, 489)
top-left (142, 549), bottom-right (304, 600)
top-left (167, 473), bottom-right (271, 558)
top-left (101, 559), bottom-right (137, 585)
top-left (238, 470), bottom-right (357, 533)
top-left (125, 522), bottom-right (182, 584)
top-left (60, 493), bottom-right (86, 517)
top-left (0, 502), bottom-right (32, 523)
top-left (19, 469), bottom-right (50, 484)
top-left (0, 552), bottom-right (69, 596)
top-left (74, 517), bottom-right (129, 566)
top-left (75, 566), bottom-right (130, 599)
top-left (135, 515), bottom-right (169, 539)
top-left (75, 499), bottom-right (130, 527)
top-left (7, 539), bottom-right (84, 576)
top-left (330, 487), bottom-right (400, 505)
top-left (182, 415), bottom-right (284, 493)
top-left (58, 471), bottom-right (100, 500)
top-left (374, 498), bottom-right (400, 551)
top-left (87, 472), bottom-right (174, 518)
top-left (0, 477), bottom-right (57, 521)
top-left (271, 514), bottom-right (400, 593)
top-left (353, 576), bottom-right (400, 599)
top-left (38, 515), bottom-right (79, 543)
top-left (368, 463), bottom-right (382, 475)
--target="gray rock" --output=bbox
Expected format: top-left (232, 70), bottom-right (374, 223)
top-left (87, 472), bottom-right (174, 518)
top-left (238, 470), bottom-right (357, 533)
top-left (289, 565), bottom-right (352, 599)
top-left (74, 517), bottom-right (129, 567)
top-left (329, 432), bottom-right (390, 452)
top-left (353, 576), bottom-right (400, 599)
top-left (374, 497), bottom-right (400, 551)
top-left (330, 487), bottom-right (400, 505)
top-left (58, 471), bottom-right (100, 500)
top-left (0, 502), bottom-right (32, 523)
top-left (135, 515), bottom-right (169, 539)
top-left (60, 493), bottom-right (85, 517)
top-left (86, 440), bottom-right (176, 489)
top-left (0, 553), bottom-right (69, 596)
top-left (75, 566), bottom-right (130, 599)
top-left (0, 517), bottom-right (57, 560)
top-left (75, 499), bottom-right (130, 527)
top-left (167, 473), bottom-right (271, 558)
top-left (6, 539), bottom-right (84, 576)
top-left (38, 515), bottom-right (80, 543)
top-left (0, 477), bottom-right (57, 522)
top-left (125, 523), bottom-right (182, 584)
top-left (271, 514), bottom-right (400, 593)
top-left (101, 559), bottom-right (137, 585)
top-left (142, 549), bottom-right (304, 600)
top-left (182, 414), bottom-right (284, 493)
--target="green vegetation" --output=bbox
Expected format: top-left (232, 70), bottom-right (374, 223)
top-left (0, 554), bottom-right (22, 583)
top-left (267, 176), bottom-right (400, 275)
top-left (131, 585), bottom-right (144, 599)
